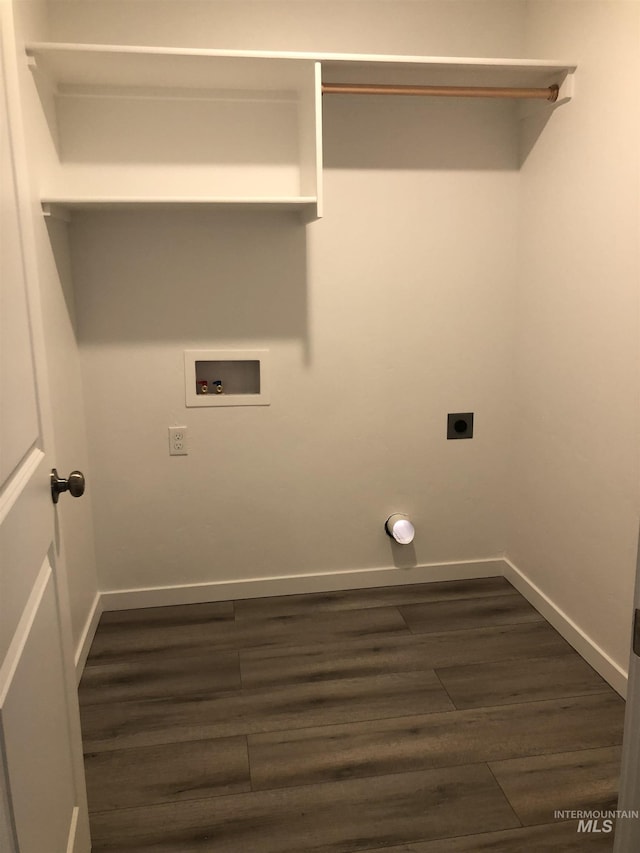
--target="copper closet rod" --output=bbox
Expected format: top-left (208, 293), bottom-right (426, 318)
top-left (322, 82), bottom-right (560, 102)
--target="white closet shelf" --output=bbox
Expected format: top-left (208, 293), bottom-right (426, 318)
top-left (26, 41), bottom-right (576, 91)
top-left (26, 43), bottom-right (576, 219)
top-left (41, 198), bottom-right (318, 217)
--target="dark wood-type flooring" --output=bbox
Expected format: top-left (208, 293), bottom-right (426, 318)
top-left (79, 576), bottom-right (626, 852)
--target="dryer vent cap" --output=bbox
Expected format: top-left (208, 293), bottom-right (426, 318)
top-left (385, 514), bottom-right (415, 545)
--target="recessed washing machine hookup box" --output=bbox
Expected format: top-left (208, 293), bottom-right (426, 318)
top-left (184, 350), bottom-right (270, 407)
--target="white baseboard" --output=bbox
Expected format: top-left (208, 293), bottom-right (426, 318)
top-left (100, 558), bottom-right (506, 612)
top-left (65, 806), bottom-right (78, 853)
top-left (74, 591), bottom-right (102, 684)
top-left (503, 557), bottom-right (627, 697)
top-left (90, 556), bottom-right (628, 698)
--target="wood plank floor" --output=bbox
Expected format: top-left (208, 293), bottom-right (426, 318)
top-left (78, 576), bottom-right (625, 852)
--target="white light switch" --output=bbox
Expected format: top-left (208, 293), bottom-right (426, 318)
top-left (169, 426), bottom-right (188, 456)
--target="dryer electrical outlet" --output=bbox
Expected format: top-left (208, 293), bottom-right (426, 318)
top-left (447, 413), bottom-right (474, 440)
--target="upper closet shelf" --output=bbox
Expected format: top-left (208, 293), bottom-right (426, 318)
top-left (25, 43), bottom-right (576, 220)
top-left (26, 42), bottom-right (576, 92)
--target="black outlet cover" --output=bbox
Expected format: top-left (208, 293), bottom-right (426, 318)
top-left (447, 412), bottom-right (474, 439)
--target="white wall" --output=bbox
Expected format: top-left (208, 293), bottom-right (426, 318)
top-left (509, 1), bottom-right (640, 673)
top-left (70, 125), bottom-right (518, 594)
top-left (48, 0), bottom-right (524, 56)
top-left (35, 0), bottom-right (640, 684)
top-left (57, 1), bottom-right (523, 597)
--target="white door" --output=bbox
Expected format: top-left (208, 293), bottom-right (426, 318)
top-left (0, 3), bottom-right (90, 851)
top-left (614, 532), bottom-right (640, 852)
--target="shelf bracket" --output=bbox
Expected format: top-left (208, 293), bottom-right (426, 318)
top-left (554, 71), bottom-right (575, 106)
top-left (518, 71), bottom-right (575, 123)
top-left (42, 202), bottom-right (71, 223)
